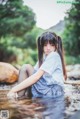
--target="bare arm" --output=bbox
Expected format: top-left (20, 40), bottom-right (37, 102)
top-left (8, 69), bottom-right (44, 94)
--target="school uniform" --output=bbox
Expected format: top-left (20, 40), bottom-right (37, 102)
top-left (32, 51), bottom-right (64, 98)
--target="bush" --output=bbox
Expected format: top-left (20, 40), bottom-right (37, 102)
top-left (65, 55), bottom-right (80, 65)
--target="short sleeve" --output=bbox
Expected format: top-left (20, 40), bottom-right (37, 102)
top-left (40, 52), bottom-right (61, 75)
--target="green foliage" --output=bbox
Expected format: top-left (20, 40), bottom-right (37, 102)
top-left (0, 0), bottom-right (37, 62)
top-left (0, 0), bottom-right (44, 64)
top-left (0, 42), bottom-right (17, 62)
top-left (65, 55), bottom-right (80, 65)
top-left (15, 48), bottom-right (38, 66)
top-left (14, 27), bottom-right (44, 65)
top-left (23, 27), bottom-right (44, 49)
top-left (23, 48), bottom-right (38, 65)
top-left (0, 27), bottom-right (44, 64)
top-left (62, 0), bottom-right (80, 56)
top-left (0, 0), bottom-right (36, 37)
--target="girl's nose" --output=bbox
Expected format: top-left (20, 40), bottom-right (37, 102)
top-left (47, 44), bottom-right (50, 49)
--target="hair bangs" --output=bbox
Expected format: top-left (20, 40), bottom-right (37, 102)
top-left (40, 32), bottom-right (57, 47)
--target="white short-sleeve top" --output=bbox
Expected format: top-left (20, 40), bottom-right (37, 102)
top-left (34, 51), bottom-right (64, 86)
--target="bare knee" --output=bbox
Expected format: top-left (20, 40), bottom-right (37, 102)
top-left (20, 64), bottom-right (33, 72)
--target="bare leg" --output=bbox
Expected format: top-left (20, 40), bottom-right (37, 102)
top-left (17, 64), bottom-right (34, 98)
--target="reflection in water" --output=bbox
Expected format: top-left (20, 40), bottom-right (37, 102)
top-left (8, 96), bottom-right (65, 119)
top-left (0, 94), bottom-right (65, 119)
top-left (0, 84), bottom-right (80, 119)
top-left (32, 96), bottom-right (65, 119)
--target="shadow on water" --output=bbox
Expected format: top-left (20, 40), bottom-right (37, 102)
top-left (0, 84), bottom-right (80, 119)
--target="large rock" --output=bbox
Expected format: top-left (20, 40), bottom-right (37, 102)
top-left (0, 62), bottom-right (19, 83)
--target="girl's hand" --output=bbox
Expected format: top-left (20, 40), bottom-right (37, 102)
top-left (7, 91), bottom-right (18, 100)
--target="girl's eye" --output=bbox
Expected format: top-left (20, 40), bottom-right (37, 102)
top-left (50, 44), bottom-right (54, 46)
top-left (44, 43), bottom-right (47, 46)
top-left (44, 43), bottom-right (54, 46)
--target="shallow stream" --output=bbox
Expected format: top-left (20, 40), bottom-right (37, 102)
top-left (0, 84), bottom-right (80, 119)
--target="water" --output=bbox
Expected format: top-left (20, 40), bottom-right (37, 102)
top-left (0, 84), bottom-right (80, 119)
top-left (0, 96), bottom-right (65, 119)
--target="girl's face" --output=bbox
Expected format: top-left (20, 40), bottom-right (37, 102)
top-left (43, 41), bottom-right (56, 55)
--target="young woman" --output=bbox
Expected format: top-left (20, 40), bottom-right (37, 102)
top-left (7, 32), bottom-right (67, 99)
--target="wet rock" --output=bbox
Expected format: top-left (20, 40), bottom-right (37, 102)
top-left (66, 64), bottom-right (80, 79)
top-left (66, 65), bottom-right (74, 72)
top-left (64, 80), bottom-right (80, 85)
top-left (68, 110), bottom-right (80, 119)
top-left (0, 62), bottom-right (19, 83)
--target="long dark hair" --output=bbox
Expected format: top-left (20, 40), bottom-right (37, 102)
top-left (57, 36), bottom-right (67, 80)
top-left (37, 32), bottom-right (67, 80)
